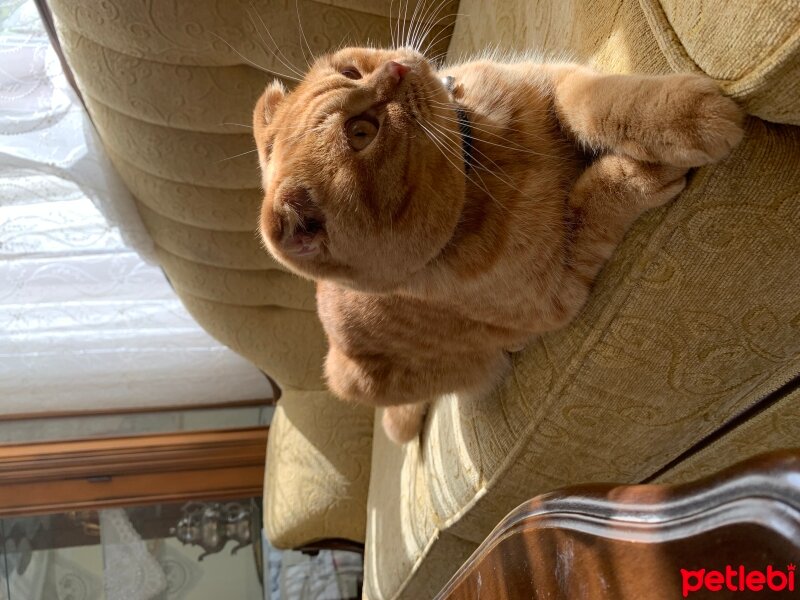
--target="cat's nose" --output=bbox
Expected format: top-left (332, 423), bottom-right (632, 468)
top-left (385, 61), bottom-right (410, 83)
top-left (374, 61), bottom-right (410, 100)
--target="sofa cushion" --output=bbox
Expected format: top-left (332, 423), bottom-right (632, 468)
top-left (638, 0), bottom-right (800, 125)
top-left (177, 294), bottom-right (328, 391)
top-left (654, 386), bottom-right (800, 485)
top-left (264, 389), bottom-right (375, 547)
top-left (155, 248), bottom-right (315, 309)
top-left (447, 0), bottom-right (674, 75)
top-left (363, 411), bottom-right (478, 600)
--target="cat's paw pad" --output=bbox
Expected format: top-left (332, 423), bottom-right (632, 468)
top-left (657, 75), bottom-right (744, 167)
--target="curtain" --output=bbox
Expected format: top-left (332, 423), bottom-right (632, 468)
top-left (0, 0), bottom-right (271, 414)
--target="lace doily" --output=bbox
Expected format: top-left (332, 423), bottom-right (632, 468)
top-left (100, 509), bottom-right (167, 600)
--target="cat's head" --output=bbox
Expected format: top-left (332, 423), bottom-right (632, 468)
top-left (254, 47), bottom-right (464, 292)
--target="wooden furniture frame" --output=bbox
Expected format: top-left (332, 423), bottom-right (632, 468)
top-left (0, 427), bottom-right (268, 517)
top-left (436, 450), bottom-right (800, 600)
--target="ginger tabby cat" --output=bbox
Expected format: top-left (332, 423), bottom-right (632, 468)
top-left (253, 48), bottom-right (743, 444)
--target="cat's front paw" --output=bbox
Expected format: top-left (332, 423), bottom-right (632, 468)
top-left (638, 75), bottom-right (744, 168)
top-left (619, 159), bottom-right (688, 209)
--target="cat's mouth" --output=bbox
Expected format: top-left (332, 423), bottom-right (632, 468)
top-left (283, 218), bottom-right (325, 258)
top-left (276, 187), bottom-right (327, 260)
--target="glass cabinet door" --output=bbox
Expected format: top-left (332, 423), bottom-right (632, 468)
top-left (0, 498), bottom-right (264, 600)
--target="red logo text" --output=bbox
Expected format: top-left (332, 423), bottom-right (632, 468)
top-left (681, 564), bottom-right (795, 597)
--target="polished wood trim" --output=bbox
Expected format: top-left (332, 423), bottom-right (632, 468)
top-left (436, 450), bottom-right (800, 600)
top-left (0, 397), bottom-right (274, 422)
top-left (0, 427), bottom-right (268, 516)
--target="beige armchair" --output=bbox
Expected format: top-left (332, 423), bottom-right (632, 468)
top-left (50, 0), bottom-right (800, 598)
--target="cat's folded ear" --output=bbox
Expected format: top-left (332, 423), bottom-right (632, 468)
top-left (253, 79), bottom-right (287, 130)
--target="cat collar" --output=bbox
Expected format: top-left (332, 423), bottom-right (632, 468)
top-left (441, 75), bottom-right (475, 174)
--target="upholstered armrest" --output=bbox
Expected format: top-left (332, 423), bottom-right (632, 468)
top-left (263, 388), bottom-right (374, 548)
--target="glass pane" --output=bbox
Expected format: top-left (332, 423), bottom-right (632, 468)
top-left (0, 498), bottom-right (264, 600)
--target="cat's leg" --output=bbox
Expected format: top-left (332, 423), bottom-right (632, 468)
top-left (547, 65), bottom-right (743, 167)
top-left (325, 342), bottom-right (509, 443)
top-left (382, 403), bottom-right (429, 444)
top-left (543, 154), bottom-right (688, 329)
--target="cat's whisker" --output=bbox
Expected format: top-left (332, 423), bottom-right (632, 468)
top-left (294, 0), bottom-right (314, 70)
top-left (424, 120), bottom-right (554, 216)
top-left (416, 89), bottom-right (561, 158)
top-left (222, 122), bottom-right (254, 129)
top-left (414, 0), bottom-right (451, 51)
top-left (403, 0), bottom-right (411, 47)
top-left (429, 112), bottom-right (560, 157)
top-left (209, 32), bottom-right (300, 81)
top-left (418, 8), bottom-right (462, 56)
top-left (426, 119), bottom-right (517, 183)
top-left (389, 0), bottom-right (396, 48)
top-left (422, 98), bottom-right (557, 145)
top-left (217, 148), bottom-right (259, 163)
top-left (423, 117), bottom-right (514, 189)
top-left (247, 4), bottom-right (307, 79)
top-left (419, 0), bottom-right (455, 49)
top-left (398, 1), bottom-right (407, 50)
top-left (392, 0), bottom-right (403, 50)
top-left (426, 50), bottom-right (450, 66)
top-left (422, 25), bottom-right (458, 61)
top-left (416, 117), bottom-right (509, 214)
top-left (405, 0), bottom-right (427, 50)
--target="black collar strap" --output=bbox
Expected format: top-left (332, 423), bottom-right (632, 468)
top-left (441, 76), bottom-right (475, 174)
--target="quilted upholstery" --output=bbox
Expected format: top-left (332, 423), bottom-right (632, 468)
top-left (50, 0), bottom-right (457, 547)
top-left (264, 389), bottom-right (374, 547)
top-left (363, 412), bottom-right (479, 600)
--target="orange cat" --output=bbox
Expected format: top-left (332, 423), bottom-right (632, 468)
top-left (253, 48), bottom-right (743, 444)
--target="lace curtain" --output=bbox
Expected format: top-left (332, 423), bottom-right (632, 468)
top-left (0, 0), bottom-right (271, 414)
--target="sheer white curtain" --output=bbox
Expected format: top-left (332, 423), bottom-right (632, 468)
top-left (0, 0), bottom-right (271, 414)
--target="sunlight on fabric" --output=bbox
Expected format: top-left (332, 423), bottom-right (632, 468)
top-left (0, 0), bottom-right (271, 413)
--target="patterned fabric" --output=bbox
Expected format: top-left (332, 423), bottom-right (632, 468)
top-left (407, 116), bottom-right (800, 543)
top-left (655, 387), bottom-right (800, 484)
top-left (363, 413), bottom-right (478, 600)
top-left (264, 389), bottom-right (374, 547)
top-left (638, 0), bottom-right (800, 125)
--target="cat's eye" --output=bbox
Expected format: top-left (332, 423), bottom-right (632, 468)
top-left (340, 67), bottom-right (362, 80)
top-left (345, 117), bottom-right (379, 151)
